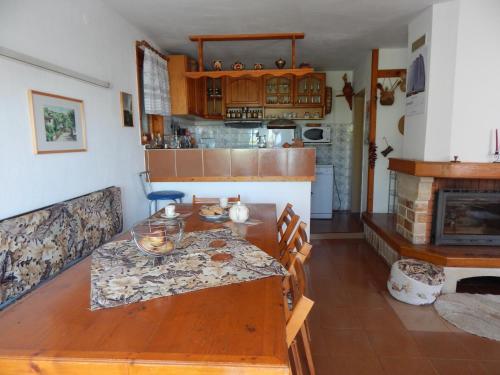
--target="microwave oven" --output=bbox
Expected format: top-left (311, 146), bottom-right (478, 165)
top-left (300, 125), bottom-right (332, 143)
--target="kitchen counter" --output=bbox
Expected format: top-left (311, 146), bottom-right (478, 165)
top-left (145, 148), bottom-right (316, 182)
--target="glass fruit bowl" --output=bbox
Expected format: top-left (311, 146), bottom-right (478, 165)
top-left (131, 218), bottom-right (184, 257)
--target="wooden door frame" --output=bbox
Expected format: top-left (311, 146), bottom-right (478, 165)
top-left (366, 49), bottom-right (406, 212)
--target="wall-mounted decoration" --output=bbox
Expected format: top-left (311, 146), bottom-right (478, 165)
top-left (368, 142), bottom-right (377, 168)
top-left (341, 73), bottom-right (353, 110)
top-left (398, 116), bottom-right (405, 135)
top-left (406, 34), bottom-right (428, 116)
top-left (325, 87), bottom-right (333, 114)
top-left (120, 92), bottom-right (134, 127)
top-left (28, 90), bottom-right (86, 154)
top-left (377, 78), bottom-right (400, 106)
top-left (380, 137), bottom-right (394, 157)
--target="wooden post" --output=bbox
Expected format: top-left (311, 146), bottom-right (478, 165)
top-left (291, 36), bottom-right (296, 69)
top-left (197, 40), bottom-right (204, 72)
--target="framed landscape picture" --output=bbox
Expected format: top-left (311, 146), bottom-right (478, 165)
top-left (120, 91), bottom-right (134, 127)
top-left (28, 90), bottom-right (86, 154)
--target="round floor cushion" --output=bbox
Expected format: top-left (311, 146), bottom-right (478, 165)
top-left (388, 259), bottom-right (445, 305)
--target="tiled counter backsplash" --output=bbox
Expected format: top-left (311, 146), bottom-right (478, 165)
top-left (173, 121), bottom-right (296, 149)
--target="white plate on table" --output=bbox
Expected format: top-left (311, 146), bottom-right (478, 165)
top-left (160, 213), bottom-right (181, 220)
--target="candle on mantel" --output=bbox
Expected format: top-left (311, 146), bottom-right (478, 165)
top-left (496, 129), bottom-right (499, 154)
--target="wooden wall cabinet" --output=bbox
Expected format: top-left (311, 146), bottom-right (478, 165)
top-left (168, 55), bottom-right (204, 116)
top-left (263, 75), bottom-right (293, 106)
top-left (294, 73), bottom-right (325, 106)
top-left (225, 77), bottom-right (262, 106)
top-left (204, 77), bottom-right (224, 119)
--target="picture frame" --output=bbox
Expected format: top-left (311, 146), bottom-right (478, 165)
top-left (28, 90), bottom-right (86, 154)
top-left (120, 91), bottom-right (134, 127)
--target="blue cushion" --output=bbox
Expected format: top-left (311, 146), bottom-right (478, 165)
top-left (147, 191), bottom-right (185, 201)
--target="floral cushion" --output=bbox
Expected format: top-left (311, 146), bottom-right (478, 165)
top-left (0, 187), bottom-right (122, 308)
top-left (397, 259), bottom-right (445, 286)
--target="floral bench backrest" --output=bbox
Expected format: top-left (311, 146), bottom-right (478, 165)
top-left (0, 187), bottom-right (122, 308)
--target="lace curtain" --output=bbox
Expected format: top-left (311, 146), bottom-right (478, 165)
top-left (143, 48), bottom-right (170, 116)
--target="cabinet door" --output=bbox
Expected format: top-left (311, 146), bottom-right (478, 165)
top-left (294, 73), bottom-right (325, 106)
top-left (309, 73), bottom-right (325, 105)
top-left (264, 75), bottom-right (292, 106)
top-left (226, 77), bottom-right (262, 106)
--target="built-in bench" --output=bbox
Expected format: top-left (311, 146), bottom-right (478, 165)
top-left (0, 187), bottom-right (122, 309)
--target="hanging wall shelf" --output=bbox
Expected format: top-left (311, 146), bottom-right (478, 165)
top-left (185, 33), bottom-right (313, 79)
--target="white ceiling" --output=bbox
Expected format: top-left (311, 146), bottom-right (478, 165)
top-left (102, 0), bottom-right (442, 70)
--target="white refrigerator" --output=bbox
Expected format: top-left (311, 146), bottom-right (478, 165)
top-left (311, 165), bottom-right (334, 219)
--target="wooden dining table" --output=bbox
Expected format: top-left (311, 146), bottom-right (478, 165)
top-left (0, 204), bottom-right (290, 374)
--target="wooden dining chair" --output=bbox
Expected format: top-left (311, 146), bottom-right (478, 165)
top-left (280, 221), bottom-right (312, 268)
top-left (277, 203), bottom-right (300, 255)
top-left (284, 262), bottom-right (316, 375)
top-left (192, 194), bottom-right (240, 205)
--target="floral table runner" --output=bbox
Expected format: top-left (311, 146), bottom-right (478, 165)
top-left (90, 228), bottom-right (287, 310)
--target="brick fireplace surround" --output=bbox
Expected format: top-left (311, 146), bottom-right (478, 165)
top-left (396, 174), bottom-right (500, 245)
top-left (363, 158), bottom-right (500, 293)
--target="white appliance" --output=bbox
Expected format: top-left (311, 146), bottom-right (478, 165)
top-left (311, 165), bottom-right (334, 219)
top-left (301, 125), bottom-right (331, 143)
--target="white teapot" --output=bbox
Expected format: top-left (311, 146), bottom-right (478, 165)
top-left (229, 201), bottom-right (249, 223)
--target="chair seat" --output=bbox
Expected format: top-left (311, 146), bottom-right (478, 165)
top-left (146, 191), bottom-right (185, 201)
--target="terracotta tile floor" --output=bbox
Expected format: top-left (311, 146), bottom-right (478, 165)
top-left (306, 239), bottom-right (500, 375)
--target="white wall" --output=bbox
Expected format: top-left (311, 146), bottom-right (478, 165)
top-left (403, 6), bottom-right (433, 160)
top-left (403, 0), bottom-right (498, 162)
top-left (0, 0), bottom-right (151, 229)
top-left (449, 0), bottom-right (500, 161)
top-left (153, 182), bottom-right (311, 235)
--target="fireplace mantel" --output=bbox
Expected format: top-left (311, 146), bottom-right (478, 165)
top-left (388, 158), bottom-right (500, 179)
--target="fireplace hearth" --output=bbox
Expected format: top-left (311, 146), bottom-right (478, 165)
top-left (434, 190), bottom-right (500, 245)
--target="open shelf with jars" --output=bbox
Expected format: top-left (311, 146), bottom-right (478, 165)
top-left (224, 106), bottom-right (264, 120)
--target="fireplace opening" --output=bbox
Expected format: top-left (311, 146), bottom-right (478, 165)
top-left (456, 276), bottom-right (500, 295)
top-left (433, 190), bottom-right (500, 245)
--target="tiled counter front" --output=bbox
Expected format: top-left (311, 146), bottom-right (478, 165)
top-left (145, 148), bottom-right (316, 182)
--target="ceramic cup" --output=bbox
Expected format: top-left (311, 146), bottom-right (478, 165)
top-left (219, 198), bottom-right (229, 208)
top-left (165, 204), bottom-right (176, 217)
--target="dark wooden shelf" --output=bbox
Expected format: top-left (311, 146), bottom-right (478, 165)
top-left (362, 212), bottom-right (500, 268)
top-left (388, 158), bottom-right (500, 179)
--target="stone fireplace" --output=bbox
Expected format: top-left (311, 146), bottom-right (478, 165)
top-left (396, 174), bottom-right (434, 244)
top-left (395, 173), bottom-right (500, 245)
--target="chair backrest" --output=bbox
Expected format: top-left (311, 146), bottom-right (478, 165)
top-left (139, 171), bottom-right (152, 197)
top-left (192, 194), bottom-right (240, 205)
top-left (288, 255), bottom-right (308, 297)
top-left (285, 295), bottom-right (314, 347)
top-left (277, 204), bottom-right (300, 255)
